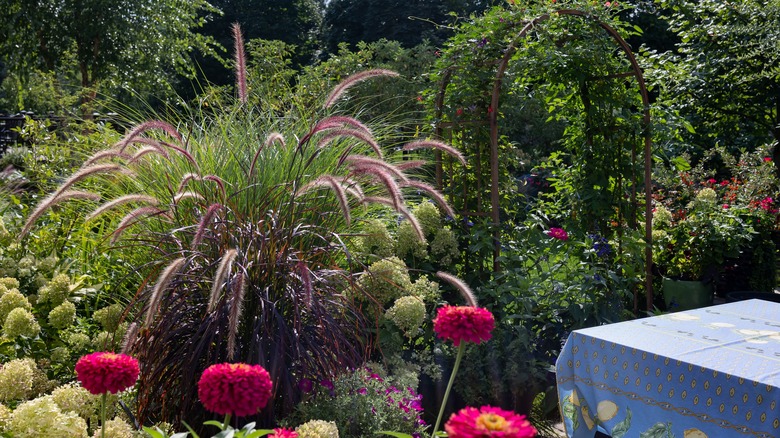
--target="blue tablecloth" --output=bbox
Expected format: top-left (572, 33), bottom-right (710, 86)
top-left (556, 299), bottom-right (780, 438)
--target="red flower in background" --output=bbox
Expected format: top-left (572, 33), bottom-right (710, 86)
top-left (269, 428), bottom-right (298, 438)
top-left (433, 306), bottom-right (495, 346)
top-left (75, 352), bottom-right (140, 395)
top-left (197, 362), bottom-right (273, 417)
top-left (445, 405), bottom-right (537, 437)
top-left (546, 227), bottom-right (569, 241)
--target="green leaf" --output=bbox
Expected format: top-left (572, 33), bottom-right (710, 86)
top-left (375, 432), bottom-right (415, 438)
top-left (142, 427), bottom-right (165, 438)
top-left (611, 407), bottom-right (632, 438)
top-left (213, 430), bottom-right (235, 438)
top-left (245, 430), bottom-right (275, 438)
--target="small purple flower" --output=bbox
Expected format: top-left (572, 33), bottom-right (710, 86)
top-left (477, 38), bottom-right (488, 48)
top-left (298, 378), bottom-right (313, 393)
top-left (320, 379), bottom-right (334, 390)
top-left (358, 387), bottom-right (367, 395)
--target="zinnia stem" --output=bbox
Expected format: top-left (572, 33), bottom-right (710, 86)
top-left (431, 342), bottom-right (465, 438)
top-left (223, 413), bottom-right (231, 430)
top-left (101, 392), bottom-right (107, 438)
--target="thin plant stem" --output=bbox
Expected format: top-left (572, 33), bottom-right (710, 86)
top-left (431, 342), bottom-right (465, 437)
top-left (223, 413), bottom-right (232, 430)
top-left (101, 393), bottom-right (107, 438)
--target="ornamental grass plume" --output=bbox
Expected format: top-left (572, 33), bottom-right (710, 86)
top-left (444, 405), bottom-right (537, 438)
top-left (197, 362), bottom-right (273, 427)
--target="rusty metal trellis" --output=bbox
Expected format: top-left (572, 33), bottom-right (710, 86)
top-left (434, 9), bottom-right (654, 313)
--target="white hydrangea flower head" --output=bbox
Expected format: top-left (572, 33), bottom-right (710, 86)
top-left (296, 419), bottom-right (340, 438)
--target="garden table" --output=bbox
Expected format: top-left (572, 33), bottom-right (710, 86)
top-left (556, 299), bottom-right (780, 438)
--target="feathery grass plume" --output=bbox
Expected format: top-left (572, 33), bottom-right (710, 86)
top-left (120, 322), bottom-right (139, 354)
top-left (396, 160), bottom-right (428, 171)
top-left (345, 155), bottom-right (408, 183)
top-left (402, 180), bottom-right (456, 218)
top-left (203, 175), bottom-right (227, 199)
top-left (316, 128), bottom-right (383, 158)
top-left (145, 258), bottom-right (186, 327)
top-left (128, 146), bottom-right (169, 165)
top-left (397, 205), bottom-right (425, 241)
top-left (436, 271), bottom-right (477, 307)
top-left (249, 132), bottom-right (285, 178)
top-left (158, 142), bottom-right (199, 169)
top-left (20, 190), bottom-right (101, 238)
top-left (82, 149), bottom-right (131, 166)
top-left (86, 194), bottom-right (160, 221)
top-left (123, 137), bottom-right (171, 159)
top-left (111, 206), bottom-right (167, 244)
top-left (173, 191), bottom-right (205, 204)
top-left (191, 203), bottom-right (223, 250)
top-left (324, 69), bottom-right (400, 108)
top-left (208, 249), bottom-right (238, 313)
top-left (314, 116), bottom-right (373, 136)
top-left (232, 23), bottom-right (248, 104)
top-left (177, 173), bottom-right (203, 193)
top-left (350, 165), bottom-right (404, 210)
top-left (51, 163), bottom-right (121, 199)
top-left (116, 120), bottom-right (184, 152)
top-left (227, 272), bottom-right (246, 360)
top-left (298, 175), bottom-right (352, 226)
top-left (402, 139), bottom-right (467, 166)
top-left (342, 177), bottom-right (365, 201)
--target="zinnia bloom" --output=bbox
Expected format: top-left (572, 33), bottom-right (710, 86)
top-left (75, 352), bottom-right (140, 395)
top-left (546, 227), bottom-right (568, 241)
top-left (444, 406), bottom-right (537, 437)
top-left (433, 306), bottom-right (495, 346)
top-left (197, 362), bottom-right (273, 417)
top-left (270, 428), bottom-right (298, 438)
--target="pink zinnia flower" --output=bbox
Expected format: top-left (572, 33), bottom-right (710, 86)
top-left (433, 306), bottom-right (495, 346)
top-left (197, 362), bottom-right (273, 417)
top-left (444, 405), bottom-right (537, 437)
top-left (269, 428), bottom-right (298, 438)
top-left (764, 156), bottom-right (772, 162)
top-left (75, 352), bottom-right (140, 395)
top-left (546, 227), bottom-right (568, 241)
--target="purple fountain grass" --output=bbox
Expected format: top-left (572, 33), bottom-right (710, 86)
top-left (436, 271), bottom-right (478, 307)
top-left (350, 166), bottom-right (405, 211)
top-left (208, 249), bottom-right (239, 313)
top-left (249, 132), bottom-right (285, 178)
top-left (401, 180), bottom-right (455, 219)
top-left (173, 191), bottom-right (206, 204)
top-left (362, 196), bottom-right (425, 241)
top-left (403, 139), bottom-right (467, 166)
top-left (116, 120), bottom-right (184, 152)
top-left (111, 206), bottom-right (168, 244)
top-left (144, 257), bottom-right (187, 327)
top-left (316, 128), bottom-right (383, 158)
top-left (396, 160), bottom-right (428, 171)
top-left (298, 175), bottom-right (353, 226)
top-left (120, 322), bottom-right (139, 354)
top-left (231, 23), bottom-right (248, 104)
top-left (314, 116), bottom-right (374, 137)
top-left (203, 175), bottom-right (227, 199)
top-left (86, 194), bottom-right (159, 222)
top-left (20, 189), bottom-right (102, 238)
top-left (324, 69), bottom-right (400, 109)
top-left (122, 137), bottom-right (171, 159)
top-left (83, 149), bottom-right (132, 166)
top-left (128, 146), bottom-right (169, 165)
top-left (191, 203), bottom-right (223, 250)
top-left (227, 272), bottom-right (247, 360)
top-left (344, 155), bottom-right (408, 183)
top-left (298, 261), bottom-right (313, 310)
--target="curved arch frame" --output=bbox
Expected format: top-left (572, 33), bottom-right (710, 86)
top-left (436, 9), bottom-right (654, 312)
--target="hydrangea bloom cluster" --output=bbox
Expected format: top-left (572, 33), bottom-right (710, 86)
top-left (295, 419), bottom-right (339, 438)
top-left (75, 352), bottom-right (140, 395)
top-left (430, 226), bottom-right (459, 266)
top-left (695, 187), bottom-right (717, 204)
top-left (0, 289), bottom-right (32, 322)
top-left (545, 227), bottom-right (568, 241)
top-left (408, 276), bottom-right (441, 303)
top-left (38, 273), bottom-right (71, 305)
top-left (356, 219), bottom-right (394, 258)
top-left (93, 303), bottom-right (124, 332)
top-left (48, 300), bottom-right (77, 329)
top-left (4, 307), bottom-right (40, 338)
top-left (444, 405), bottom-right (537, 438)
top-left (385, 296), bottom-right (426, 336)
top-left (9, 396), bottom-right (88, 438)
top-left (197, 362), bottom-right (273, 417)
top-left (433, 305), bottom-right (495, 346)
top-left (358, 257), bottom-right (413, 306)
top-left (0, 358), bottom-right (35, 402)
top-left (413, 201), bottom-right (443, 237)
top-left (395, 220), bottom-right (428, 259)
top-left (51, 383), bottom-right (99, 419)
top-left (652, 205), bottom-right (673, 228)
top-left (91, 418), bottom-right (136, 438)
